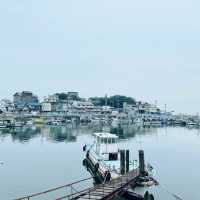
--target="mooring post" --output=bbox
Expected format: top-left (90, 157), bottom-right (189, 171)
top-left (139, 150), bottom-right (145, 176)
top-left (126, 150), bottom-right (129, 173)
top-left (120, 150), bottom-right (125, 175)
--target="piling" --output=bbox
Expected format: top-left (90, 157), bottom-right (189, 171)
top-left (139, 150), bottom-right (145, 176)
top-left (126, 150), bottom-right (129, 173)
top-left (120, 150), bottom-right (125, 175)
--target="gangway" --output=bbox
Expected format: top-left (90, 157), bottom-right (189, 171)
top-left (16, 169), bottom-right (142, 200)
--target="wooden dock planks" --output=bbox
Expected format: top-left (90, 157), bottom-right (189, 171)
top-left (75, 169), bottom-right (140, 200)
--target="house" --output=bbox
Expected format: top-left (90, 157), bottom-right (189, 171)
top-left (13, 91), bottom-right (40, 111)
top-left (72, 101), bottom-right (94, 110)
top-left (0, 99), bottom-right (15, 113)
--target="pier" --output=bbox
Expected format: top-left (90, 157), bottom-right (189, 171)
top-left (57, 169), bottom-right (140, 200)
top-left (16, 169), bottom-right (147, 200)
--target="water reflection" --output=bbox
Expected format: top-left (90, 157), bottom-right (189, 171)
top-left (0, 125), bottom-right (79, 143)
top-left (43, 126), bottom-right (77, 142)
top-left (0, 124), bottom-right (199, 144)
top-left (0, 124), bottom-right (162, 143)
top-left (0, 126), bottom-right (40, 142)
top-left (110, 124), bottom-right (157, 139)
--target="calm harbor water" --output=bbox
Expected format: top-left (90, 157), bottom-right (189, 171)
top-left (0, 124), bottom-right (200, 200)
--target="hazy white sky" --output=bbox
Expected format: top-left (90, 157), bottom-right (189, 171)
top-left (0, 0), bottom-right (200, 114)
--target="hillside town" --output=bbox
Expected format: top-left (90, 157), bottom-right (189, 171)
top-left (0, 91), bottom-right (199, 128)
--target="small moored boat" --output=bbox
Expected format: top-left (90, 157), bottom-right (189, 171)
top-left (83, 132), bottom-right (138, 182)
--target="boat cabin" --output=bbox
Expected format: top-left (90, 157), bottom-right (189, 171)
top-left (93, 132), bottom-right (119, 161)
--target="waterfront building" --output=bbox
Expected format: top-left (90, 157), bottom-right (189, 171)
top-left (123, 102), bottom-right (137, 113)
top-left (42, 94), bottom-right (71, 113)
top-left (42, 94), bottom-right (59, 112)
top-left (44, 94), bottom-right (59, 103)
top-left (0, 99), bottom-right (15, 113)
top-left (102, 106), bottom-right (112, 113)
top-left (0, 99), bottom-right (14, 112)
top-left (72, 100), bottom-right (94, 110)
top-left (41, 102), bottom-right (52, 112)
top-left (136, 102), bottom-right (160, 118)
top-left (13, 91), bottom-right (39, 111)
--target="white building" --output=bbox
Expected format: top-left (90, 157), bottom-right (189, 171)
top-left (102, 106), bottom-right (112, 112)
top-left (44, 94), bottom-right (59, 103)
top-left (72, 101), bottom-right (94, 109)
top-left (41, 102), bottom-right (52, 112)
top-left (0, 99), bottom-right (15, 113)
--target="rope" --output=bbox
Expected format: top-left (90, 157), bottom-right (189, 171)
top-left (153, 165), bottom-right (184, 200)
top-left (159, 184), bottom-right (184, 200)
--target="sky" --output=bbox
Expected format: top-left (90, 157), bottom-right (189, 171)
top-left (0, 0), bottom-right (200, 114)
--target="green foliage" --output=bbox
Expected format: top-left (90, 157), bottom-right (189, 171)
top-left (56, 93), bottom-right (68, 100)
top-left (90, 95), bottom-right (136, 108)
top-left (55, 93), bottom-right (80, 101)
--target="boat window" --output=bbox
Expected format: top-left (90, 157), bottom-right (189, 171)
top-left (109, 153), bottom-right (118, 161)
top-left (112, 138), bottom-right (116, 144)
top-left (108, 138), bottom-right (112, 144)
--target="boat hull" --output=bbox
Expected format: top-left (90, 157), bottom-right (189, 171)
top-left (85, 151), bottom-right (111, 182)
top-left (83, 158), bottom-right (105, 184)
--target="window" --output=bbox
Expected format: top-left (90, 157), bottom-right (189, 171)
top-left (108, 138), bottom-right (112, 144)
top-left (109, 153), bottom-right (118, 161)
top-left (112, 138), bottom-right (116, 143)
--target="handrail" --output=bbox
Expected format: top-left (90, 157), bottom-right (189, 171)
top-left (15, 177), bottom-right (93, 200)
top-left (57, 169), bottom-right (140, 200)
top-left (55, 187), bottom-right (92, 200)
top-left (15, 169), bottom-right (140, 200)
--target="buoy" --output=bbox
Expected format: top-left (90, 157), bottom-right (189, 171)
top-left (83, 159), bottom-right (87, 166)
top-left (83, 145), bottom-right (87, 152)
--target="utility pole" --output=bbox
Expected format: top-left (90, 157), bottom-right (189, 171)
top-left (154, 100), bottom-right (157, 107)
top-left (105, 94), bottom-right (108, 107)
top-left (118, 96), bottom-right (120, 112)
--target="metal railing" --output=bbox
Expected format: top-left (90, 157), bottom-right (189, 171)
top-left (15, 177), bottom-right (93, 200)
top-left (15, 169), bottom-right (140, 200)
top-left (55, 169), bottom-right (139, 200)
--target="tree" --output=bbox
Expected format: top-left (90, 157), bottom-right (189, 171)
top-left (56, 93), bottom-right (68, 100)
top-left (89, 95), bottom-right (136, 108)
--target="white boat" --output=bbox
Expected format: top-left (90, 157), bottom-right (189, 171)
top-left (46, 119), bottom-right (62, 126)
top-left (83, 132), bottom-right (139, 182)
top-left (186, 121), bottom-right (196, 126)
top-left (143, 119), bottom-right (151, 127)
top-left (14, 121), bottom-right (23, 128)
top-left (51, 119), bottom-right (62, 125)
top-left (150, 120), bottom-right (162, 126)
top-left (0, 125), bottom-right (6, 129)
top-left (0, 120), bottom-right (8, 129)
top-left (26, 120), bottom-right (34, 126)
